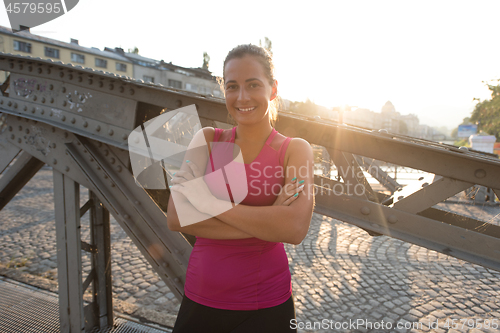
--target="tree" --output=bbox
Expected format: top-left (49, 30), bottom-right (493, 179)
top-left (128, 47), bottom-right (139, 54)
top-left (470, 80), bottom-right (500, 140)
top-left (202, 52), bottom-right (210, 70)
top-left (259, 37), bottom-right (272, 55)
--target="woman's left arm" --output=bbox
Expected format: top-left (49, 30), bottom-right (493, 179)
top-left (212, 138), bottom-right (315, 244)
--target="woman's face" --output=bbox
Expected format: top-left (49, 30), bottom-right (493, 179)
top-left (224, 55), bottom-right (277, 127)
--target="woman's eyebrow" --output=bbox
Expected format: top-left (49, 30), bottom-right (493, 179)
top-left (246, 78), bottom-right (262, 83)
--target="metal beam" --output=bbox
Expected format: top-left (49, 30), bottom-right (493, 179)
top-left (53, 170), bottom-right (84, 332)
top-left (0, 150), bottom-right (44, 210)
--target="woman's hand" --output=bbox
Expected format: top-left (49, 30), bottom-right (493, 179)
top-left (273, 177), bottom-right (305, 206)
top-left (169, 160), bottom-right (218, 215)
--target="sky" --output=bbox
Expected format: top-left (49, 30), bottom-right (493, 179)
top-left (1, 0), bottom-right (499, 129)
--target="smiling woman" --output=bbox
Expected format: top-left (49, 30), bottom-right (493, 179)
top-left (167, 44), bottom-right (315, 333)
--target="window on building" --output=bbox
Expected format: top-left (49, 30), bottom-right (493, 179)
top-left (95, 58), bottom-right (107, 68)
top-left (116, 63), bottom-right (127, 72)
top-left (185, 83), bottom-right (197, 92)
top-left (143, 75), bottom-right (154, 83)
top-left (71, 53), bottom-right (85, 64)
top-left (44, 47), bottom-right (60, 58)
top-left (168, 79), bottom-right (182, 89)
top-left (13, 40), bottom-right (31, 53)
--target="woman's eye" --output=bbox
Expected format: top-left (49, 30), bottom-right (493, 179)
top-left (249, 83), bottom-right (259, 88)
top-left (226, 85), bottom-right (237, 90)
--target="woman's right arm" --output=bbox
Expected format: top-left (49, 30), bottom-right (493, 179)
top-left (167, 193), bottom-right (253, 239)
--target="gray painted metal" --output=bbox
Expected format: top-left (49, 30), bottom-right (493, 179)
top-left (1, 52), bottom-right (500, 330)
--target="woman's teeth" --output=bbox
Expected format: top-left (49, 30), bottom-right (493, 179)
top-left (238, 107), bottom-right (256, 112)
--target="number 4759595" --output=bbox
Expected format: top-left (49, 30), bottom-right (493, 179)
top-left (6, 2), bottom-right (62, 14)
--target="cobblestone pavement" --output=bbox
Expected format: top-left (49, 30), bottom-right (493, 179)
top-left (1, 166), bottom-right (500, 333)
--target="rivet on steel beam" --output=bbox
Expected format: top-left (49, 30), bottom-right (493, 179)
top-left (25, 128), bottom-right (29, 134)
top-left (51, 143), bottom-right (56, 148)
top-left (37, 67), bottom-right (42, 74)
top-left (109, 84), bottom-right (114, 90)
top-left (176, 100), bottom-right (182, 107)
top-left (41, 98), bottom-right (46, 103)
top-left (41, 109), bottom-right (44, 115)
top-left (122, 134), bottom-right (127, 140)
top-left (8, 101), bottom-right (12, 106)
top-left (397, 196), bottom-right (404, 200)
top-left (108, 129), bottom-right (114, 136)
top-left (62, 87), bottom-right (66, 93)
top-left (49, 84), bottom-right (54, 90)
top-left (49, 110), bottom-right (53, 116)
top-left (64, 132), bottom-right (68, 138)
top-left (10, 134), bottom-right (15, 139)
top-left (96, 166), bottom-right (101, 170)
top-left (65, 166), bottom-right (69, 172)
top-left (475, 169), bottom-right (486, 179)
top-left (13, 103), bottom-right (17, 108)
top-left (63, 101), bottom-right (67, 106)
top-left (134, 201), bottom-right (140, 205)
top-left (119, 86), bottom-right (124, 93)
top-left (46, 68), bottom-right (51, 74)
top-left (68, 74), bottom-right (73, 80)
top-left (104, 175), bottom-right (108, 179)
top-left (89, 157), bottom-right (94, 162)
top-left (110, 158), bottom-right (116, 164)
top-left (71, 118), bottom-right (76, 124)
top-left (97, 142), bottom-right (102, 147)
top-left (83, 121), bottom-right (88, 127)
top-left (111, 183), bottom-right (115, 187)
top-left (96, 125), bottom-right (101, 132)
top-left (163, 262), bottom-right (169, 268)
top-left (174, 278), bottom-right (180, 283)
top-left (78, 76), bottom-right (82, 82)
top-left (33, 96), bottom-right (37, 101)
top-left (129, 89), bottom-right (134, 95)
top-left (0, 100), bottom-right (3, 104)
top-left (18, 125), bottom-right (22, 131)
top-left (53, 159), bottom-right (57, 165)
top-left (23, 106), bottom-right (27, 111)
top-left (88, 79), bottom-right (93, 85)
top-left (360, 206), bottom-right (370, 215)
top-left (124, 214), bottom-right (130, 219)
top-left (77, 142), bottom-right (81, 145)
top-left (19, 64), bottom-right (23, 70)
top-left (8, 126), bottom-right (12, 131)
top-left (104, 150), bottom-right (109, 156)
top-left (387, 215), bottom-right (398, 224)
top-left (117, 165), bottom-right (122, 172)
top-left (18, 138), bottom-right (21, 143)
top-left (59, 71), bottom-right (64, 78)
top-left (28, 66), bottom-right (32, 72)
top-left (421, 182), bottom-right (429, 188)
top-left (50, 98), bottom-right (54, 103)
top-left (99, 81), bottom-right (103, 88)
top-left (61, 116), bottom-right (66, 121)
top-left (52, 127), bottom-right (56, 132)
top-left (9, 62), bottom-right (14, 69)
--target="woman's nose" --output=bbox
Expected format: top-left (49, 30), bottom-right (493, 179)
top-left (238, 88), bottom-right (250, 102)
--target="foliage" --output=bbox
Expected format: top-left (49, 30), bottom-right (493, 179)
top-left (259, 37), bottom-right (273, 55)
top-left (470, 80), bottom-right (500, 141)
top-left (128, 46), bottom-right (139, 54)
top-left (202, 52), bottom-right (210, 70)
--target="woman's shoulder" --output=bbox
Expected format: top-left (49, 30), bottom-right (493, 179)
top-left (283, 137), bottom-right (313, 167)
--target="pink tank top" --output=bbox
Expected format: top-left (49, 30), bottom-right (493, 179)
top-left (184, 126), bottom-right (293, 310)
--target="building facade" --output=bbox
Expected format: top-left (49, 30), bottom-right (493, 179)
top-left (0, 25), bottom-right (133, 81)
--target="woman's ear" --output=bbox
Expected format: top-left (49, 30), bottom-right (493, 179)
top-left (270, 80), bottom-right (278, 101)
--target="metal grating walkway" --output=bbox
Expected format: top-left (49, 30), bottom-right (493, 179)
top-left (0, 277), bottom-right (172, 333)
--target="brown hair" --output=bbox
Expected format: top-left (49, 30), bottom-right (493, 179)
top-left (220, 44), bottom-right (281, 127)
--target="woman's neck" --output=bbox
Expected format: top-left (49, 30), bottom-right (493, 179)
top-left (235, 122), bottom-right (273, 144)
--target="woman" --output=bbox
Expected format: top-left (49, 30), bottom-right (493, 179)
top-left (167, 44), bottom-right (315, 333)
